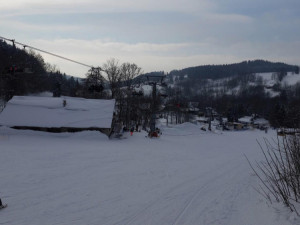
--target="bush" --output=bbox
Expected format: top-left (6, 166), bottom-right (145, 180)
top-left (247, 132), bottom-right (300, 214)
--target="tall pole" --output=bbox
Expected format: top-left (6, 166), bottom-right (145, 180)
top-left (150, 82), bottom-right (157, 133)
top-left (146, 75), bottom-right (165, 134)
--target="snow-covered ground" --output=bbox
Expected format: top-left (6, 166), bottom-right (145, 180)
top-left (0, 124), bottom-right (299, 225)
top-left (282, 73), bottom-right (300, 86)
top-left (257, 72), bottom-right (300, 87)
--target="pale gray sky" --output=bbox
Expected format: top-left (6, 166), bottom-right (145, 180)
top-left (1, 0), bottom-right (299, 77)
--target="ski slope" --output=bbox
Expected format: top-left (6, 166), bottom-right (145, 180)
top-left (0, 124), bottom-right (299, 225)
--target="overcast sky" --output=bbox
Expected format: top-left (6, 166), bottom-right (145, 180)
top-left (1, 0), bottom-right (299, 77)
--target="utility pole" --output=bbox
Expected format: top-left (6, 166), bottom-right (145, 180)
top-left (146, 75), bottom-right (165, 133)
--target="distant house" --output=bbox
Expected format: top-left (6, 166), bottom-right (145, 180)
top-left (238, 116), bottom-right (269, 130)
top-left (238, 116), bottom-right (252, 124)
top-left (187, 102), bottom-right (199, 114)
top-left (0, 96), bottom-right (115, 136)
top-left (225, 122), bottom-right (246, 131)
top-left (252, 118), bottom-right (269, 129)
top-left (238, 116), bottom-right (252, 128)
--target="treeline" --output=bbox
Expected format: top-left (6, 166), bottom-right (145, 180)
top-left (0, 40), bottom-right (82, 100)
top-left (0, 40), bottom-right (47, 98)
top-left (168, 60), bottom-right (299, 80)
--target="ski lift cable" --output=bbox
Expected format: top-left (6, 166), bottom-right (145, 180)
top-left (0, 35), bottom-right (100, 70)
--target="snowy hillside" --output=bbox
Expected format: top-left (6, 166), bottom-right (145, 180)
top-left (164, 71), bottom-right (300, 98)
top-left (0, 124), bottom-right (299, 225)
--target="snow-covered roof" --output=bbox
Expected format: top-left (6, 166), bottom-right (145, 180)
top-left (238, 116), bottom-right (252, 123)
top-left (253, 118), bottom-right (269, 125)
top-left (197, 117), bottom-right (208, 122)
top-left (0, 96), bottom-right (115, 128)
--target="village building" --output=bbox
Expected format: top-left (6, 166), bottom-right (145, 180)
top-left (238, 116), bottom-right (269, 130)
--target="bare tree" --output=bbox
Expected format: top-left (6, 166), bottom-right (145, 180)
top-left (246, 133), bottom-right (300, 215)
top-left (120, 62), bottom-right (142, 90)
top-left (103, 58), bottom-right (121, 99)
top-left (45, 63), bottom-right (59, 73)
top-left (119, 62), bottom-right (142, 127)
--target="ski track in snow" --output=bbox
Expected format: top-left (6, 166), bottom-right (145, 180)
top-left (0, 126), bottom-right (299, 225)
top-left (118, 159), bottom-right (243, 225)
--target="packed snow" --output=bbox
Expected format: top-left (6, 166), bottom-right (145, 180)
top-left (0, 123), bottom-right (299, 225)
top-left (0, 96), bottom-right (115, 128)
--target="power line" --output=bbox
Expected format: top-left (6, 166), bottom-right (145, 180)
top-left (0, 36), bottom-right (98, 70)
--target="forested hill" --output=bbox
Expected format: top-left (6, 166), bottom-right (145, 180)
top-left (0, 39), bottom-right (46, 76)
top-left (168, 60), bottom-right (299, 80)
top-left (0, 40), bottom-right (80, 99)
